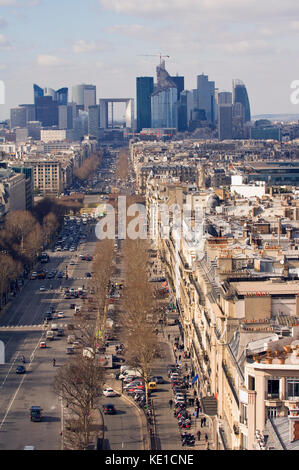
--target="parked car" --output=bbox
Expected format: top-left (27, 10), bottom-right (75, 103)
top-left (152, 376), bottom-right (165, 384)
top-left (39, 286), bottom-right (46, 292)
top-left (57, 312), bottom-right (65, 318)
top-left (39, 341), bottom-right (47, 348)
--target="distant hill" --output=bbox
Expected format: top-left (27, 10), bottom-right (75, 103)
top-left (253, 114), bottom-right (299, 122)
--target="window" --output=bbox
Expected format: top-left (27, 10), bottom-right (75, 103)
top-left (248, 375), bottom-right (255, 391)
top-left (267, 379), bottom-right (280, 398)
top-left (287, 380), bottom-right (299, 399)
top-left (240, 403), bottom-right (248, 425)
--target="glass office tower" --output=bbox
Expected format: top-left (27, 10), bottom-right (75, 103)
top-left (233, 79), bottom-right (251, 122)
top-left (136, 77), bottom-right (154, 132)
top-left (151, 87), bottom-right (178, 129)
top-left (56, 87), bottom-right (68, 105)
top-left (151, 61), bottom-right (178, 129)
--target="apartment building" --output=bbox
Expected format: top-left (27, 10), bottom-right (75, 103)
top-left (143, 157), bottom-right (299, 450)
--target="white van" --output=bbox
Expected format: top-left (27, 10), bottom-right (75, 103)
top-left (119, 369), bottom-right (142, 380)
top-left (46, 330), bottom-right (55, 340)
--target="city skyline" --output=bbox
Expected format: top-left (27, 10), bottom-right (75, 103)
top-left (0, 0), bottom-right (299, 120)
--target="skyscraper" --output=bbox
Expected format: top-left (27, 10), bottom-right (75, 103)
top-left (218, 103), bottom-right (233, 140)
top-left (197, 74), bottom-right (216, 123)
top-left (19, 104), bottom-right (36, 122)
top-left (10, 107), bottom-right (27, 129)
top-left (56, 88), bottom-right (68, 105)
top-left (151, 61), bottom-right (178, 129)
top-left (88, 105), bottom-right (101, 140)
top-left (218, 92), bottom-right (232, 105)
top-left (136, 77), bottom-right (154, 132)
top-left (35, 96), bottom-right (58, 127)
top-left (33, 84), bottom-right (44, 104)
top-left (171, 76), bottom-right (184, 100)
top-left (233, 79), bottom-right (251, 122)
top-left (72, 84), bottom-right (96, 112)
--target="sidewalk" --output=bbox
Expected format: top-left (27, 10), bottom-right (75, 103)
top-left (151, 319), bottom-right (214, 451)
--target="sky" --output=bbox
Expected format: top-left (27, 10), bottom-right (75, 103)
top-left (0, 0), bottom-right (299, 120)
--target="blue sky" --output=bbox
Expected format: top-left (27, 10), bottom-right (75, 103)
top-left (1, 0), bottom-right (299, 119)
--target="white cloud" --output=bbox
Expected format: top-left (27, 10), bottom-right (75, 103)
top-left (37, 54), bottom-right (62, 67)
top-left (0, 0), bottom-right (17, 5)
top-left (73, 39), bottom-right (107, 54)
top-left (0, 17), bottom-right (7, 28)
top-left (99, 0), bottom-right (299, 21)
top-left (0, 33), bottom-right (12, 50)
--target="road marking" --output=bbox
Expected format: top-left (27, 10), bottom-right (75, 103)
top-left (0, 330), bottom-right (45, 431)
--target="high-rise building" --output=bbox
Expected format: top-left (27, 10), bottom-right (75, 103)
top-left (218, 103), bottom-right (233, 140)
top-left (218, 92), bottom-right (232, 105)
top-left (43, 87), bottom-right (57, 100)
top-left (33, 84), bottom-right (44, 104)
top-left (35, 96), bottom-right (58, 127)
top-left (233, 79), bottom-right (251, 122)
top-left (136, 77), bottom-right (154, 132)
top-left (72, 84), bottom-right (96, 112)
top-left (10, 107), bottom-right (27, 129)
top-left (232, 102), bottom-right (245, 139)
top-left (19, 104), bottom-right (36, 122)
top-left (197, 74), bottom-right (216, 123)
top-left (56, 87), bottom-right (68, 105)
top-left (58, 105), bottom-right (68, 129)
top-left (151, 61), bottom-right (178, 129)
top-left (88, 105), bottom-right (101, 140)
top-left (171, 76), bottom-right (184, 100)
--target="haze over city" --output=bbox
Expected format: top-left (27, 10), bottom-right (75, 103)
top-left (1, 0), bottom-right (299, 119)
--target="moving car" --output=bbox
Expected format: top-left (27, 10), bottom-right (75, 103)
top-left (39, 341), bottom-right (47, 348)
top-left (30, 406), bottom-right (42, 422)
top-left (16, 365), bottom-right (26, 374)
top-left (103, 387), bottom-right (118, 397)
top-left (103, 404), bottom-right (116, 415)
top-left (39, 285), bottom-right (46, 292)
top-left (57, 312), bottom-right (65, 318)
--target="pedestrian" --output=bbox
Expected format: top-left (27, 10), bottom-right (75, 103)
top-left (194, 409), bottom-right (197, 419)
top-left (197, 430), bottom-right (201, 441)
top-left (193, 389), bottom-right (197, 398)
top-left (168, 334), bottom-right (170, 341)
top-left (204, 416), bottom-right (207, 426)
top-left (186, 374), bottom-right (190, 381)
top-left (196, 398), bottom-right (200, 407)
top-left (200, 417), bottom-right (204, 428)
top-left (169, 399), bottom-right (173, 408)
top-left (205, 441), bottom-right (210, 450)
top-left (178, 354), bottom-right (181, 361)
top-left (205, 433), bottom-right (209, 442)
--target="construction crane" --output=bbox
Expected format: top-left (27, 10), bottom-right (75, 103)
top-left (138, 53), bottom-right (170, 65)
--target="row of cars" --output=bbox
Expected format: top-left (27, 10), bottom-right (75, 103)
top-left (54, 218), bottom-right (88, 253)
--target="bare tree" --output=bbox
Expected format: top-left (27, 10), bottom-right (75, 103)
top-left (121, 238), bottom-right (160, 403)
top-left (0, 253), bottom-right (21, 309)
top-left (53, 355), bottom-right (104, 450)
top-left (89, 239), bottom-right (114, 347)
